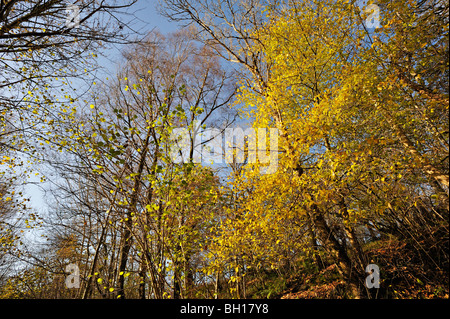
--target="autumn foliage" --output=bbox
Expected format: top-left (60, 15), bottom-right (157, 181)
top-left (0, 0), bottom-right (448, 299)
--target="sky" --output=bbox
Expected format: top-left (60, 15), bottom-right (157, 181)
top-left (23, 0), bottom-right (181, 215)
top-left (15, 1), bottom-right (186, 254)
top-left (23, 0), bottom-right (250, 224)
top-left (96, 0), bottom-right (181, 73)
top-left (133, 0), bottom-right (180, 33)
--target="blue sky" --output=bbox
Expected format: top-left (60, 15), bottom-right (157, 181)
top-left (134, 0), bottom-right (179, 33)
top-left (24, 1), bottom-right (181, 213)
top-left (96, 0), bottom-right (181, 73)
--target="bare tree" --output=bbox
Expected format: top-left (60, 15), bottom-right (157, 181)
top-left (0, 0), bottom-right (139, 155)
top-left (159, 0), bottom-right (274, 90)
top-left (33, 29), bottom-right (236, 299)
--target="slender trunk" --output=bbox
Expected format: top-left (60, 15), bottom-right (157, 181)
top-left (117, 215), bottom-right (133, 299)
top-left (138, 260), bottom-right (146, 299)
top-left (338, 198), bottom-right (366, 272)
top-left (214, 271), bottom-right (219, 299)
top-left (184, 256), bottom-right (194, 298)
top-left (234, 256), bottom-right (240, 299)
top-left (173, 242), bottom-right (182, 299)
top-left (82, 226), bottom-right (105, 299)
top-left (308, 204), bottom-right (363, 298)
top-left (307, 212), bottom-right (324, 270)
top-left (430, 180), bottom-right (449, 213)
top-left (389, 116), bottom-right (448, 187)
top-left (117, 128), bottom-right (153, 299)
top-left (141, 154), bottom-right (160, 298)
top-left (82, 208), bottom-right (112, 299)
top-left (143, 249), bottom-right (163, 299)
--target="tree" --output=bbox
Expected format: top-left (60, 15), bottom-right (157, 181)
top-left (0, 0), bottom-right (140, 296)
top-left (163, 0), bottom-right (448, 298)
top-left (39, 28), bottom-right (236, 299)
top-left (1, 0), bottom-right (447, 299)
top-left (0, 0), bottom-right (138, 152)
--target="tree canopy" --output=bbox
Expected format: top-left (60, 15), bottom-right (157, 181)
top-left (0, 0), bottom-right (448, 299)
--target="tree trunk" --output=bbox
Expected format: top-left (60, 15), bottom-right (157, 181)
top-left (338, 198), bottom-right (366, 272)
top-left (214, 271), bottom-right (220, 299)
top-left (82, 208), bottom-right (112, 299)
top-left (138, 260), bottom-right (146, 299)
top-left (309, 204), bottom-right (363, 298)
top-left (307, 212), bottom-right (324, 271)
top-left (173, 247), bottom-right (182, 299)
top-left (390, 117), bottom-right (448, 187)
top-left (184, 256), bottom-right (194, 298)
top-left (116, 128), bottom-right (152, 299)
top-left (117, 215), bottom-right (133, 299)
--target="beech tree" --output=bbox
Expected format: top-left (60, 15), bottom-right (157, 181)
top-left (0, 0), bottom-right (138, 297)
top-left (1, 0), bottom-right (138, 153)
top-left (38, 29), bottom-right (236, 299)
top-left (163, 0), bottom-right (448, 299)
top-left (0, 0), bottom-right (447, 299)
